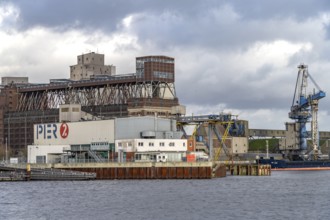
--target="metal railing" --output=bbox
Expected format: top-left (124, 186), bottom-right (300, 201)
top-left (53, 158), bottom-right (121, 164)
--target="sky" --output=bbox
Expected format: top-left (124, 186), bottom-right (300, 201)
top-left (1, 0), bottom-right (330, 131)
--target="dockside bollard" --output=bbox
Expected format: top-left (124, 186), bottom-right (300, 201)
top-left (26, 163), bottom-right (31, 181)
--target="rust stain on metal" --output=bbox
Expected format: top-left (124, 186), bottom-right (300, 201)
top-left (63, 164), bottom-right (215, 180)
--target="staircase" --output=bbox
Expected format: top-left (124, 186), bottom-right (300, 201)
top-left (88, 150), bottom-right (106, 162)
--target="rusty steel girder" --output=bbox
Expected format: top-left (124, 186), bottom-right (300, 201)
top-left (17, 81), bottom-right (177, 111)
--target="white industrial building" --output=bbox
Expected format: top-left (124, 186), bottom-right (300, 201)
top-left (116, 138), bottom-right (187, 162)
top-left (27, 104), bottom-right (250, 164)
top-left (28, 104), bottom-right (185, 163)
top-left (116, 139), bottom-right (187, 152)
top-left (28, 145), bottom-right (69, 164)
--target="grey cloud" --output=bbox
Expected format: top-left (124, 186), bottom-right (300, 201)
top-left (3, 0), bottom-right (214, 31)
top-left (4, 0), bottom-right (330, 51)
top-left (5, 0), bottom-right (330, 31)
top-left (2, 0), bottom-right (330, 129)
top-left (229, 0), bottom-right (330, 20)
top-left (176, 60), bottom-right (293, 110)
top-left (128, 7), bottom-right (325, 52)
top-left (2, 0), bottom-right (137, 31)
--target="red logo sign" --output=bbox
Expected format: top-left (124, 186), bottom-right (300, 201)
top-left (60, 123), bottom-right (69, 139)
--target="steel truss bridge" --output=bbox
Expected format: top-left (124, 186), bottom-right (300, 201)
top-left (16, 74), bottom-right (178, 111)
top-left (249, 128), bottom-right (330, 139)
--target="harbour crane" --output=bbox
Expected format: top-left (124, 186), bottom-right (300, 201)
top-left (289, 64), bottom-right (326, 160)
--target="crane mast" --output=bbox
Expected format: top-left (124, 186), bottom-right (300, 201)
top-left (288, 64), bottom-right (325, 160)
top-left (311, 100), bottom-right (319, 157)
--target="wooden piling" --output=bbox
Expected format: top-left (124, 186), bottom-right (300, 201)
top-left (225, 163), bottom-right (271, 176)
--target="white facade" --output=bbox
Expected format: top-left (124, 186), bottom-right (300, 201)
top-left (171, 105), bottom-right (186, 115)
top-left (115, 139), bottom-right (187, 153)
top-left (232, 137), bottom-right (248, 154)
top-left (33, 117), bottom-right (179, 146)
top-left (28, 145), bottom-right (69, 163)
top-left (30, 116), bottom-right (184, 164)
top-left (1, 76), bottom-right (28, 85)
top-left (59, 104), bottom-right (82, 122)
top-left (34, 120), bottom-right (115, 145)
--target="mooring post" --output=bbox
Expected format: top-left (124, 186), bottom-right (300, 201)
top-left (26, 163), bottom-right (31, 181)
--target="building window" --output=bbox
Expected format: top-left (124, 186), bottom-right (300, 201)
top-left (160, 142), bottom-right (165, 147)
top-left (169, 142), bottom-right (175, 147)
top-left (138, 142), bottom-right (144, 146)
top-left (61, 108), bottom-right (69, 112)
top-left (183, 143), bottom-right (186, 147)
top-left (149, 142), bottom-right (154, 147)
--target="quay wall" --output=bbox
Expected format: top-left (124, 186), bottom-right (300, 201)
top-left (59, 162), bottom-right (217, 179)
top-left (9, 162), bottom-right (227, 179)
top-left (7, 162), bottom-right (270, 179)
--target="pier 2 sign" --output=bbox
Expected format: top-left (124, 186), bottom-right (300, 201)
top-left (36, 123), bottom-right (69, 140)
top-left (60, 123), bottom-right (69, 139)
top-left (34, 120), bottom-right (114, 145)
top-left (36, 124), bottom-right (57, 139)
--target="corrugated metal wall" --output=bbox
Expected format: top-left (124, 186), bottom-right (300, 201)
top-left (115, 116), bottom-right (174, 139)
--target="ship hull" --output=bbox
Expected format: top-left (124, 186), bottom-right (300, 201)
top-left (257, 158), bottom-right (330, 171)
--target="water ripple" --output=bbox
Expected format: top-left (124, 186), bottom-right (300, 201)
top-left (1, 171), bottom-right (330, 220)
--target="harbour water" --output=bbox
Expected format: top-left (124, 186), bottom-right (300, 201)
top-left (1, 171), bottom-right (330, 220)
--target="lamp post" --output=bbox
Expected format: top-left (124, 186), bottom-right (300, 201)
top-left (5, 137), bottom-right (7, 163)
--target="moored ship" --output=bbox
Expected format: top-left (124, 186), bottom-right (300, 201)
top-left (257, 157), bottom-right (330, 170)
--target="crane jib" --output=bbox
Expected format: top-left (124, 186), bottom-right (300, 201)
top-left (311, 91), bottom-right (326, 100)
